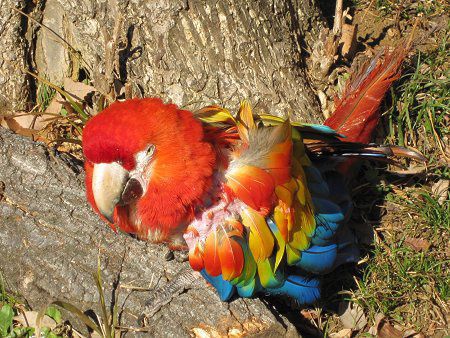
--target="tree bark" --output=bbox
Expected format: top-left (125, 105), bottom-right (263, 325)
top-left (2, 0), bottom-right (325, 122)
top-left (0, 0), bottom-right (329, 336)
top-left (0, 0), bottom-right (30, 111)
top-left (0, 127), bottom-right (301, 337)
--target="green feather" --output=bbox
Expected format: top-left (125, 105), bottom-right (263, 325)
top-left (237, 278), bottom-right (257, 298)
top-left (286, 244), bottom-right (302, 265)
top-left (267, 218), bottom-right (286, 272)
top-left (257, 258), bottom-right (284, 288)
top-left (231, 238), bottom-right (257, 287)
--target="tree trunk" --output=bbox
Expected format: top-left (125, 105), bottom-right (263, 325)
top-left (0, 127), bottom-right (301, 337)
top-left (0, 0), bottom-right (328, 336)
top-left (0, 0), bottom-right (30, 111)
top-left (3, 0), bottom-right (325, 122)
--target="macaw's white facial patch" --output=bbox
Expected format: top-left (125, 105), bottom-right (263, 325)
top-left (129, 144), bottom-right (156, 195)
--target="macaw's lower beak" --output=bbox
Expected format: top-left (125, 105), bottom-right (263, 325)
top-left (92, 162), bottom-right (143, 223)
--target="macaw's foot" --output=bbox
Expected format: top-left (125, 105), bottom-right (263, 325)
top-left (139, 267), bottom-right (200, 325)
top-left (164, 249), bottom-right (189, 263)
top-left (174, 250), bottom-right (189, 263)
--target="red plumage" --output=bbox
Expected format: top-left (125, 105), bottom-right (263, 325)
top-left (83, 98), bottom-right (216, 240)
top-left (218, 235), bottom-right (244, 280)
top-left (204, 231), bottom-right (222, 276)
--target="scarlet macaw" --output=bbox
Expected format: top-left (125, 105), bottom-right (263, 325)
top-left (82, 46), bottom-right (423, 304)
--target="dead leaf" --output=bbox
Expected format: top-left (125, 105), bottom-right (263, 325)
top-left (45, 93), bottom-right (64, 115)
top-left (1, 104), bottom-right (57, 137)
top-left (300, 309), bottom-right (319, 320)
top-left (2, 116), bottom-right (39, 137)
top-left (338, 301), bottom-right (367, 330)
top-left (63, 77), bottom-right (96, 101)
top-left (431, 179), bottom-right (449, 205)
top-left (4, 114), bottom-right (36, 129)
top-left (403, 328), bottom-right (425, 338)
top-left (404, 237), bottom-right (431, 252)
top-left (377, 319), bottom-right (402, 338)
top-left (368, 313), bottom-right (385, 335)
top-left (330, 328), bottom-right (352, 338)
top-left (14, 311), bottom-right (56, 330)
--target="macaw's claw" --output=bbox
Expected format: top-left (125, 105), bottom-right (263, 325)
top-left (174, 250), bottom-right (189, 263)
top-left (164, 250), bottom-right (189, 262)
top-left (139, 267), bottom-right (200, 326)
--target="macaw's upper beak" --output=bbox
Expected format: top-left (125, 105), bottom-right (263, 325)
top-left (92, 162), bottom-right (143, 223)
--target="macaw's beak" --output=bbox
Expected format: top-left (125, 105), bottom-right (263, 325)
top-left (92, 162), bottom-right (143, 222)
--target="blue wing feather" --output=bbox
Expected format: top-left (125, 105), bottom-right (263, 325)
top-left (200, 270), bottom-right (235, 301)
top-left (266, 275), bottom-right (321, 304)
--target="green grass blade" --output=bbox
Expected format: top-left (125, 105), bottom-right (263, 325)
top-left (95, 256), bottom-right (112, 338)
top-left (36, 301), bottom-right (102, 338)
top-left (23, 69), bottom-right (90, 122)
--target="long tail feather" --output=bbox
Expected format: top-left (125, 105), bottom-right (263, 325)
top-left (305, 141), bottom-right (426, 165)
top-left (324, 45), bottom-right (409, 143)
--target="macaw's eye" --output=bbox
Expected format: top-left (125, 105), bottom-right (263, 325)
top-left (146, 144), bottom-right (156, 157)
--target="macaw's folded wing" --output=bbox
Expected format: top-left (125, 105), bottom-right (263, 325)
top-left (187, 102), bottom-right (357, 303)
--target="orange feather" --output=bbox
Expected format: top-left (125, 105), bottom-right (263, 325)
top-left (204, 231), bottom-right (222, 276)
top-left (225, 165), bottom-right (275, 214)
top-left (189, 244), bottom-right (205, 271)
top-left (219, 236), bottom-right (244, 280)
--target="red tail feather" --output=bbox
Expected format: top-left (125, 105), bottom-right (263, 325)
top-left (325, 46), bottom-right (409, 143)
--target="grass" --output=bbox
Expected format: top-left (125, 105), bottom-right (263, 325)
top-left (0, 259), bottom-right (123, 338)
top-left (354, 190), bottom-right (449, 332)
top-left (36, 81), bottom-right (56, 113)
top-left (0, 275), bottom-right (18, 308)
top-left (345, 32), bottom-right (449, 336)
top-left (369, 0), bottom-right (448, 18)
top-left (386, 35), bottom-right (450, 168)
top-left (0, 273), bottom-right (63, 337)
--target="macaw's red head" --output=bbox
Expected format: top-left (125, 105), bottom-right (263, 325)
top-left (83, 98), bottom-right (216, 244)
